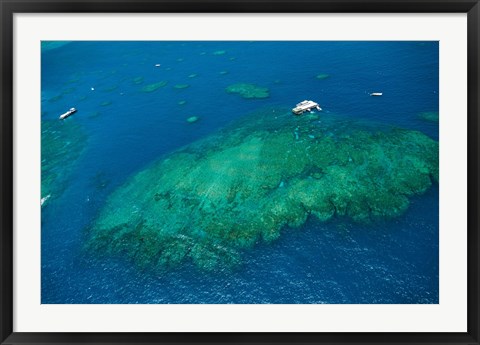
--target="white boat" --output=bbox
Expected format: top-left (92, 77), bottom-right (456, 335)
top-left (40, 194), bottom-right (51, 206)
top-left (292, 100), bottom-right (322, 115)
top-left (370, 92), bottom-right (383, 96)
top-left (59, 108), bottom-right (77, 120)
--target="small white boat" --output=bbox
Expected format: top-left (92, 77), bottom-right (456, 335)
top-left (370, 92), bottom-right (383, 96)
top-left (40, 194), bottom-right (51, 206)
top-left (59, 107), bottom-right (77, 120)
top-left (292, 100), bottom-right (322, 115)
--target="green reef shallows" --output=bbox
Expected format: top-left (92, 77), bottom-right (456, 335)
top-left (132, 76), bottom-right (144, 85)
top-left (226, 83), bottom-right (270, 99)
top-left (174, 84), bottom-right (190, 90)
top-left (87, 108), bottom-right (438, 272)
top-left (141, 81), bottom-right (168, 93)
top-left (316, 73), bottom-right (330, 80)
top-left (418, 111), bottom-right (439, 122)
top-left (186, 116), bottom-right (200, 123)
top-left (42, 120), bottom-right (86, 207)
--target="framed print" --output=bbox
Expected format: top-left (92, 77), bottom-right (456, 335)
top-left (1, 1), bottom-right (479, 344)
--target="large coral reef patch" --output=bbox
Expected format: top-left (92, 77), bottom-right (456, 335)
top-left (418, 111), bottom-right (439, 123)
top-left (225, 83), bottom-right (269, 99)
top-left (86, 108), bottom-right (438, 272)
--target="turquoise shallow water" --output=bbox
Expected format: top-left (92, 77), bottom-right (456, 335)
top-left (41, 41), bottom-right (438, 304)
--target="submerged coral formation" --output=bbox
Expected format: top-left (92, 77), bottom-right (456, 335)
top-left (186, 116), bottom-right (200, 123)
top-left (174, 84), bottom-right (190, 90)
top-left (42, 120), bottom-right (86, 207)
top-left (87, 108), bottom-right (438, 272)
top-left (226, 83), bottom-right (270, 99)
top-left (316, 73), bottom-right (330, 80)
top-left (418, 111), bottom-right (439, 122)
top-left (132, 76), bottom-right (144, 85)
top-left (141, 81), bottom-right (168, 93)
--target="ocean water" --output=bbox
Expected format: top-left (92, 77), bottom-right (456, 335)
top-left (41, 41), bottom-right (439, 304)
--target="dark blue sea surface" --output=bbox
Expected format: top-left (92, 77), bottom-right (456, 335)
top-left (41, 41), bottom-right (439, 304)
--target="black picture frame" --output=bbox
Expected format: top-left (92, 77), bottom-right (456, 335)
top-left (1, 1), bottom-right (479, 344)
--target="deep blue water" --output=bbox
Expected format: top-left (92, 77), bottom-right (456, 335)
top-left (41, 41), bottom-right (439, 304)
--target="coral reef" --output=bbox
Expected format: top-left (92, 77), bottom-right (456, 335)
top-left (87, 108), bottom-right (438, 272)
top-left (186, 116), bottom-right (200, 123)
top-left (132, 76), bottom-right (144, 85)
top-left (316, 73), bottom-right (330, 80)
top-left (226, 83), bottom-right (270, 99)
top-left (418, 111), bottom-right (439, 122)
top-left (174, 84), bottom-right (190, 89)
top-left (42, 120), bottom-right (86, 207)
top-left (141, 81), bottom-right (168, 93)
